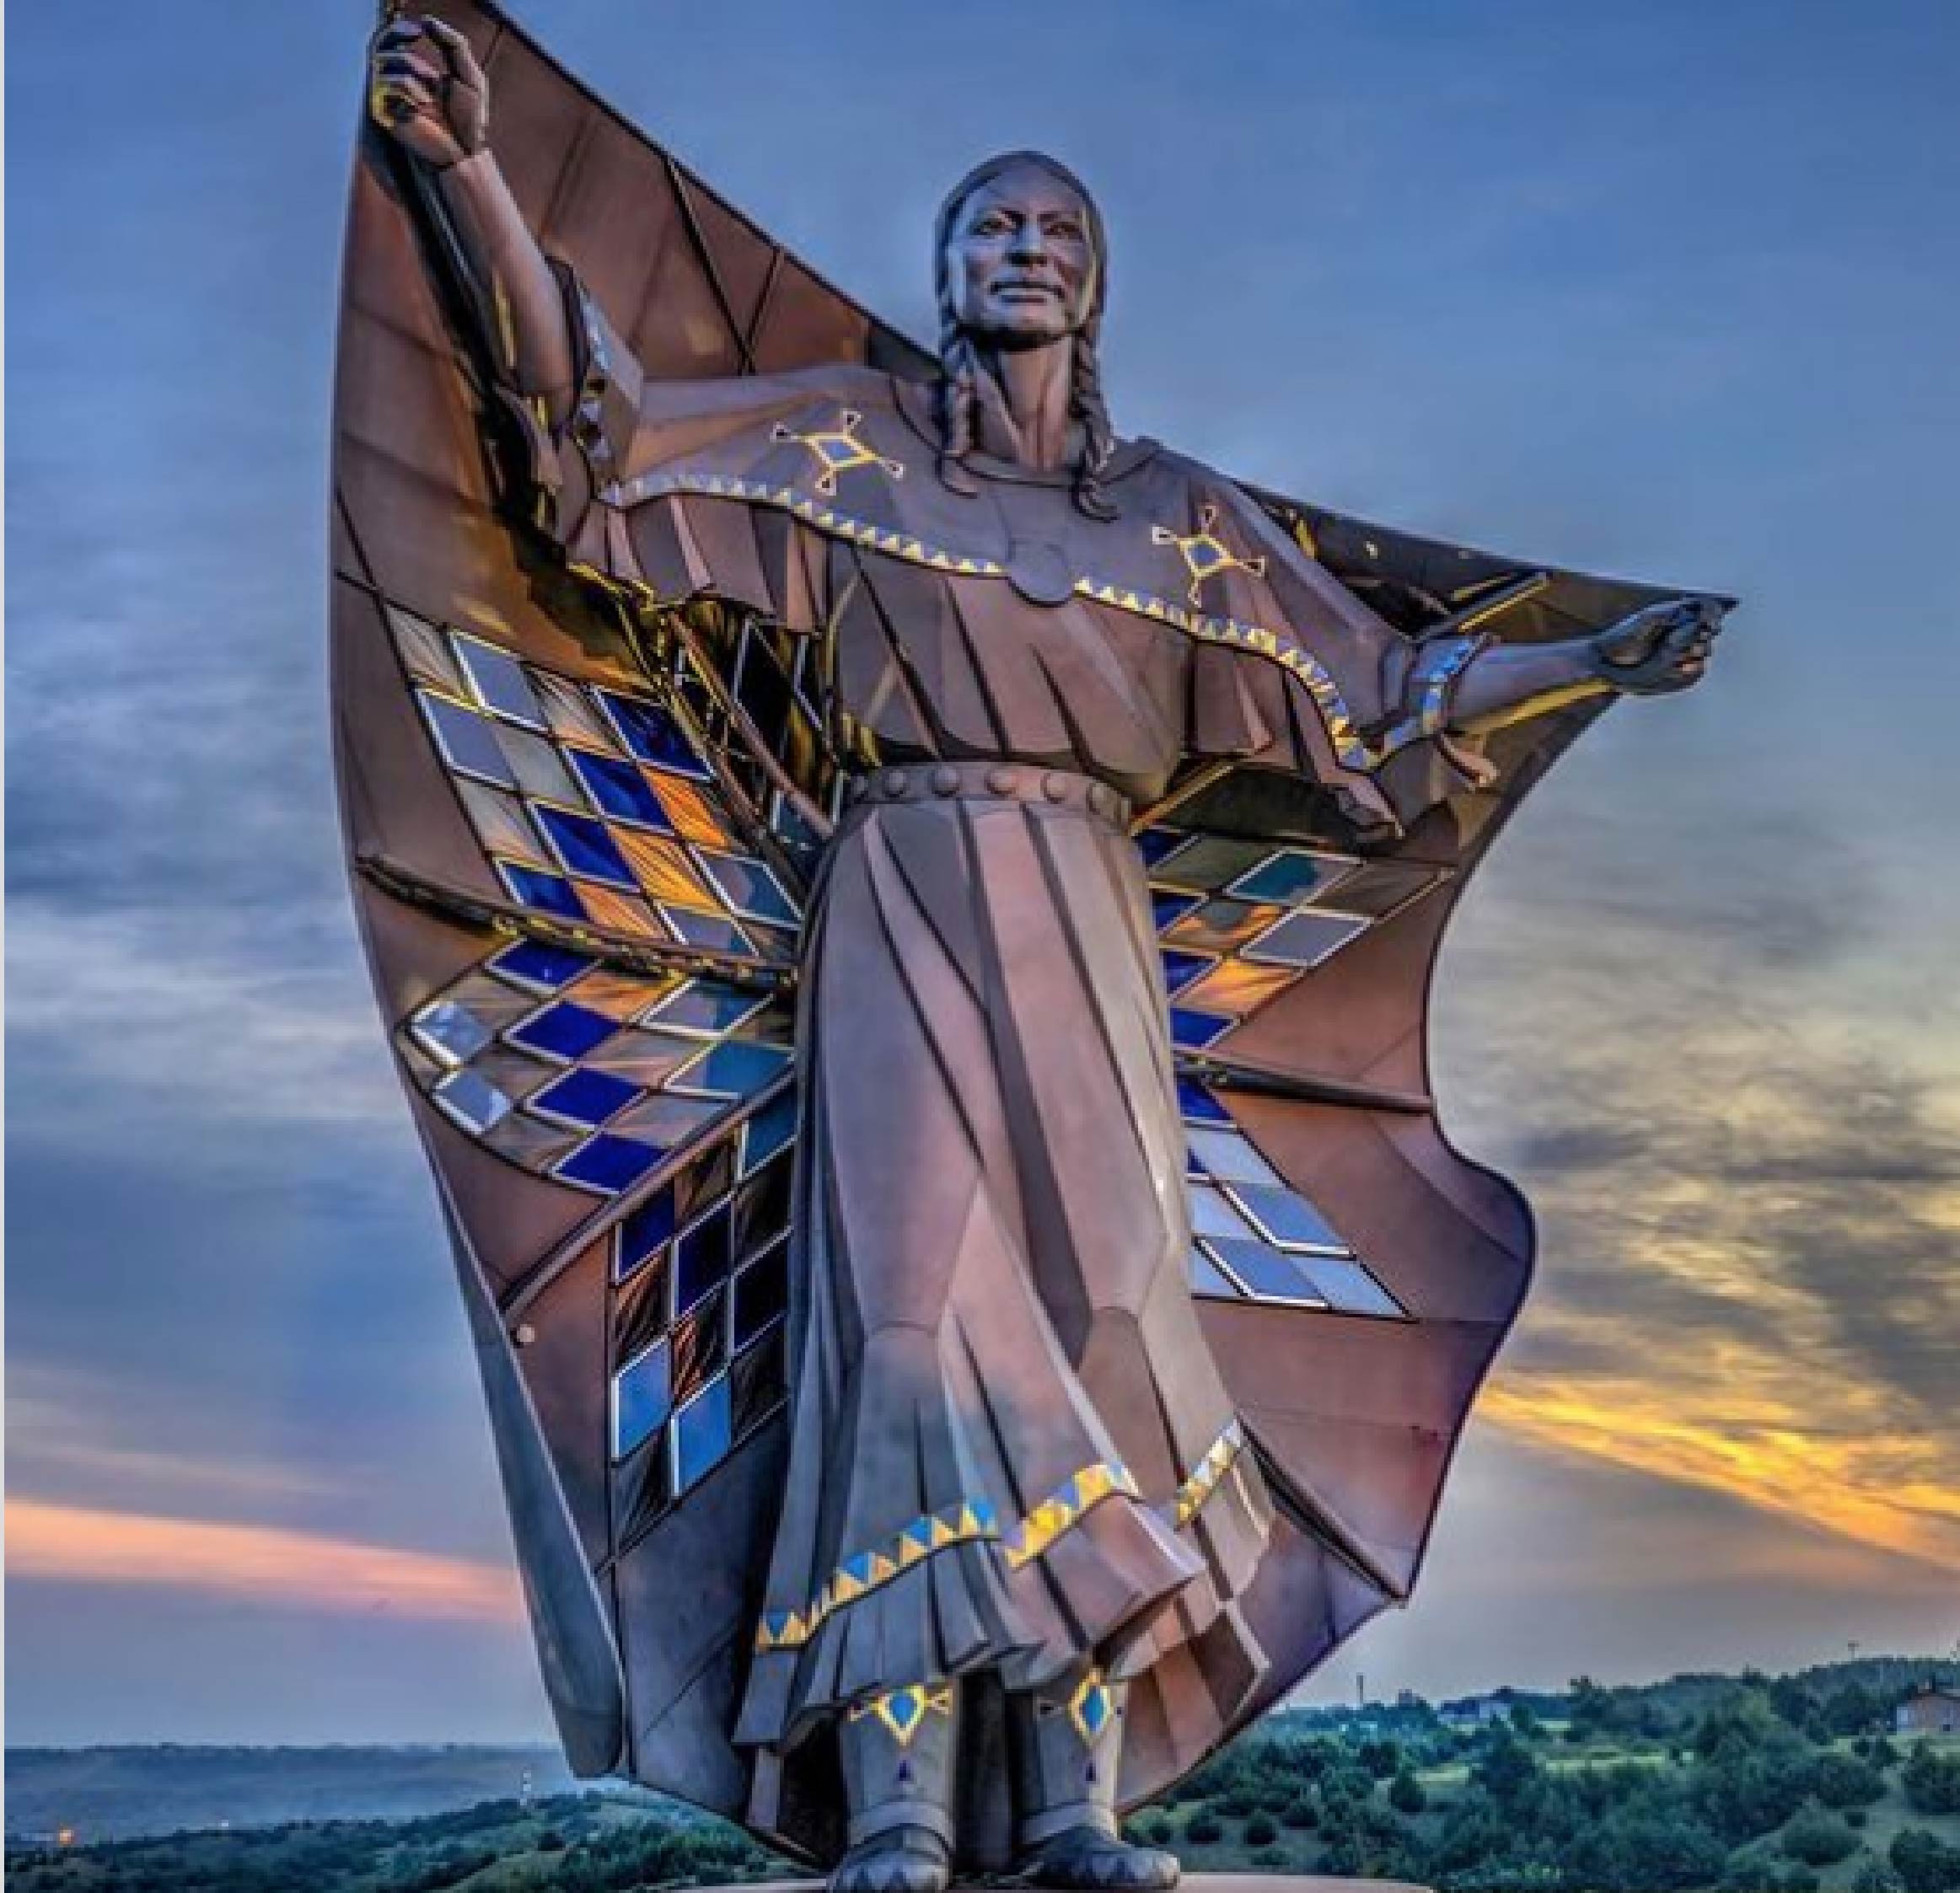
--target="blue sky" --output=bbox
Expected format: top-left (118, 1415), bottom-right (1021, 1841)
top-left (7, 0), bottom-right (1957, 1746)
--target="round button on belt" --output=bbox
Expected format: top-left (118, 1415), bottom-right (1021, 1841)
top-left (931, 766), bottom-right (960, 797)
top-left (881, 769), bottom-right (910, 798)
top-left (986, 766), bottom-right (1019, 796)
top-left (1042, 771), bottom-right (1071, 802)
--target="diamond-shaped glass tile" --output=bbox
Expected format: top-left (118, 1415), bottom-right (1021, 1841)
top-left (555, 1132), bottom-right (663, 1195)
top-left (671, 1373), bottom-right (733, 1493)
top-left (695, 850), bottom-right (798, 927)
top-left (643, 979), bottom-right (766, 1038)
top-left (662, 907), bottom-right (755, 957)
top-left (1161, 950), bottom-right (1215, 996)
top-left (1135, 826), bottom-right (1187, 868)
top-left (507, 1001), bottom-right (620, 1063)
top-left (1185, 1125), bottom-right (1285, 1189)
top-left (1227, 1183), bottom-right (1347, 1253)
top-left (595, 689), bottom-right (709, 778)
top-left (453, 634), bottom-right (547, 729)
top-left (730, 1322), bottom-right (788, 1434)
top-left (674, 1204), bottom-right (735, 1317)
top-left (616, 1188), bottom-right (678, 1284)
top-left (496, 861), bottom-right (587, 922)
top-left (419, 692), bottom-right (517, 787)
top-left (1169, 1006), bottom-right (1232, 1052)
top-left (743, 1088), bottom-right (797, 1174)
top-left (1189, 1245), bottom-right (1245, 1300)
top-left (568, 748), bottom-right (674, 830)
top-left (1243, 909), bottom-right (1372, 969)
top-left (1204, 1238), bottom-right (1325, 1306)
top-left (1299, 1256), bottom-right (1405, 1317)
top-left (410, 999), bottom-right (493, 1068)
top-left (432, 1067), bottom-right (513, 1134)
top-left (1177, 1078), bottom-right (1233, 1127)
top-left (1227, 848), bottom-right (1356, 906)
top-left (489, 941), bottom-right (594, 993)
top-left (534, 806), bottom-right (637, 889)
top-left (731, 1238), bottom-right (789, 1348)
top-left (612, 1339), bottom-right (671, 1461)
top-left (1313, 860), bottom-right (1439, 920)
top-left (674, 1038), bottom-right (794, 1102)
top-left (1189, 1182), bottom-right (1257, 1244)
top-left (530, 1067), bottom-right (642, 1129)
top-left (609, 1091), bottom-right (728, 1153)
top-left (498, 727), bottom-right (583, 806)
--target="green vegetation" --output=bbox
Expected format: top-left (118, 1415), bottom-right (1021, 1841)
top-left (8, 1657), bottom-right (1957, 1890)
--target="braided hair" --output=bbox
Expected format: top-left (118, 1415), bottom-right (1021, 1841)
top-left (932, 150), bottom-right (1119, 520)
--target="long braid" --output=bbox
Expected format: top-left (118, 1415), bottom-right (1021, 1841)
top-left (932, 149), bottom-right (1119, 519)
top-left (935, 303), bottom-right (983, 498)
top-left (1068, 312), bottom-right (1119, 521)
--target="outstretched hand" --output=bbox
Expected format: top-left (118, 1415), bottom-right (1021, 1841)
top-left (1588, 596), bottom-right (1726, 695)
top-left (369, 16), bottom-right (489, 169)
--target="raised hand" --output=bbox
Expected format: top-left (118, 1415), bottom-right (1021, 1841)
top-left (1587, 596), bottom-right (1726, 695)
top-left (368, 16), bottom-right (488, 169)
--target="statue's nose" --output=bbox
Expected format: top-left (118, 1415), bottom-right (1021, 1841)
top-left (1007, 222), bottom-right (1047, 263)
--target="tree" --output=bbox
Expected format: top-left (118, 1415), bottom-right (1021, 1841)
top-left (1782, 1800), bottom-right (1860, 1867)
top-left (1892, 1829), bottom-right (1960, 1893)
top-left (1388, 1768), bottom-right (1429, 1815)
top-left (1904, 1744), bottom-right (1960, 1816)
top-left (1810, 1751), bottom-right (1888, 1809)
top-left (1474, 1726), bottom-right (1543, 1805)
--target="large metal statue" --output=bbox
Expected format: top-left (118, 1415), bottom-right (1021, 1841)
top-left (336, 6), bottom-right (1725, 1884)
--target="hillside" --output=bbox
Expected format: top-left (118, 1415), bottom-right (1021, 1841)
top-left (8, 1654), bottom-right (1958, 1890)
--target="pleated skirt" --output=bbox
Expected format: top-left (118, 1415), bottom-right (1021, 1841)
top-left (735, 781), bottom-right (1271, 1751)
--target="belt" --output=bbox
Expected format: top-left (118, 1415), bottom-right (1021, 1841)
top-left (841, 759), bottom-right (1132, 826)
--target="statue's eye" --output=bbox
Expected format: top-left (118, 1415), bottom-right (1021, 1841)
top-left (1046, 218), bottom-right (1083, 240)
top-left (972, 214), bottom-right (1012, 237)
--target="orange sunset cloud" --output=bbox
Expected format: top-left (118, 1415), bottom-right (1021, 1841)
top-left (6, 1499), bottom-right (524, 1623)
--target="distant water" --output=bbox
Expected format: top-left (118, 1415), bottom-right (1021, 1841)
top-left (3, 1746), bottom-right (604, 1843)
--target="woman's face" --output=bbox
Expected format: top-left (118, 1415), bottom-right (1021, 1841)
top-left (944, 163), bottom-right (1098, 349)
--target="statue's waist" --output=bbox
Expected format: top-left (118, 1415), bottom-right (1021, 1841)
top-left (840, 759), bottom-right (1133, 828)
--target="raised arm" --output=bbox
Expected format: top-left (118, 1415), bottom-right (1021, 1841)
top-left (368, 17), bottom-right (577, 422)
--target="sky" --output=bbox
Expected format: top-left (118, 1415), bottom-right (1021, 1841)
top-left (6, 0), bottom-right (1957, 1748)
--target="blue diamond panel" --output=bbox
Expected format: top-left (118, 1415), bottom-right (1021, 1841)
top-left (1179, 1079), bottom-right (1407, 1323)
top-left (389, 613), bottom-right (808, 963)
top-left (1136, 818), bottom-right (1445, 1041)
top-left (604, 1102), bottom-right (793, 1544)
top-left (400, 945), bottom-right (797, 1201)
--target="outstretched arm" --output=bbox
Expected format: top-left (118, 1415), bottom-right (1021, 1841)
top-left (369, 17), bottom-right (577, 422)
top-left (1447, 596), bottom-right (1724, 736)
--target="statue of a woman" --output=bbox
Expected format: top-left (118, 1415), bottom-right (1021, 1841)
top-left (355, 13), bottom-right (1721, 1887)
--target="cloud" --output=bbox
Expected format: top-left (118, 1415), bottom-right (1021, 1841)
top-left (1436, 781), bottom-right (1960, 1572)
top-left (7, 896), bottom-right (404, 1146)
top-left (5, 1499), bottom-right (523, 1624)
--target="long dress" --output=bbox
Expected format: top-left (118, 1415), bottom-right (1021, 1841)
top-left (515, 272), bottom-right (1491, 1772)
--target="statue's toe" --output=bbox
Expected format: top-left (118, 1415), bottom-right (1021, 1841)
top-left (1018, 1826), bottom-right (1181, 1890)
top-left (830, 1826), bottom-right (952, 1893)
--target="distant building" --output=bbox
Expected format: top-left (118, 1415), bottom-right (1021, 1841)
top-left (1442, 1692), bottom-right (1516, 1727)
top-left (1896, 1687), bottom-right (1960, 1735)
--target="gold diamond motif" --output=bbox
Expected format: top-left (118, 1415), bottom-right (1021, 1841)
top-left (1152, 504), bottom-right (1267, 606)
top-left (1068, 1668), bottom-right (1120, 1744)
top-left (771, 410), bottom-right (905, 496)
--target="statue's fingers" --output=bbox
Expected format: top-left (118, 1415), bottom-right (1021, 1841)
top-left (373, 51), bottom-right (444, 88)
top-left (370, 79), bottom-right (431, 123)
top-left (371, 71), bottom-right (438, 114)
top-left (421, 15), bottom-right (489, 90)
top-left (373, 19), bottom-right (438, 54)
